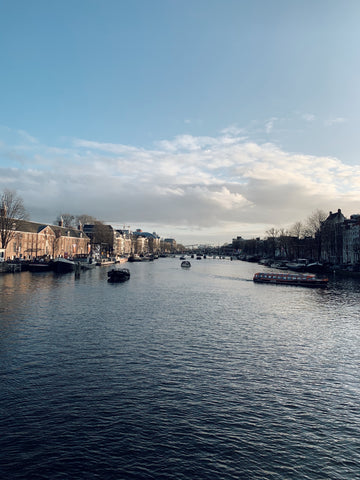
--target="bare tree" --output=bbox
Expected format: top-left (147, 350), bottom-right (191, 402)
top-left (303, 209), bottom-right (327, 260)
top-left (92, 221), bottom-right (114, 254)
top-left (289, 221), bottom-right (304, 259)
top-left (55, 213), bottom-right (97, 228)
top-left (277, 228), bottom-right (291, 258)
top-left (76, 214), bottom-right (97, 226)
top-left (290, 221), bottom-right (303, 239)
top-left (0, 189), bottom-right (28, 249)
top-left (303, 209), bottom-right (327, 238)
top-left (265, 227), bottom-right (279, 258)
top-left (54, 213), bottom-right (75, 227)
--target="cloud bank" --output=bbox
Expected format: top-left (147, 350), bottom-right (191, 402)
top-left (1, 126), bottom-right (360, 244)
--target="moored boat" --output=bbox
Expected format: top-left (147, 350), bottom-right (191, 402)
top-left (28, 261), bottom-right (52, 272)
top-left (253, 272), bottom-right (328, 288)
top-left (286, 259), bottom-right (308, 272)
top-left (128, 254), bottom-right (142, 262)
top-left (73, 255), bottom-right (96, 270)
top-left (107, 268), bottom-right (130, 283)
top-left (96, 257), bottom-right (116, 266)
top-left (305, 262), bottom-right (326, 274)
top-left (52, 257), bottom-right (76, 273)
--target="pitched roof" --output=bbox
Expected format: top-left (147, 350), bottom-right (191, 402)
top-left (15, 220), bottom-right (89, 239)
top-left (132, 231), bottom-right (159, 239)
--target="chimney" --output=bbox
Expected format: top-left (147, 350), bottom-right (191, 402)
top-left (59, 216), bottom-right (64, 227)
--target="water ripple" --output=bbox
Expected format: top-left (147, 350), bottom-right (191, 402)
top-left (1, 261), bottom-right (360, 479)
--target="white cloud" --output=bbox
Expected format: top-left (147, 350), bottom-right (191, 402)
top-left (265, 117), bottom-right (278, 134)
top-left (324, 116), bottom-right (347, 127)
top-left (17, 130), bottom-right (39, 144)
top-left (302, 113), bottom-right (315, 122)
top-left (1, 125), bottom-right (360, 243)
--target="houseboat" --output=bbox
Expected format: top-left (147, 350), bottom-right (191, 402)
top-left (253, 272), bottom-right (328, 288)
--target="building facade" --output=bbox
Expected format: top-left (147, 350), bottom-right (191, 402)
top-left (320, 209), bottom-right (346, 264)
top-left (132, 230), bottom-right (161, 254)
top-left (114, 229), bottom-right (132, 256)
top-left (3, 220), bottom-right (89, 260)
top-left (342, 215), bottom-right (360, 265)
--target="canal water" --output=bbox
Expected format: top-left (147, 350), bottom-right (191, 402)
top-left (1, 258), bottom-right (360, 479)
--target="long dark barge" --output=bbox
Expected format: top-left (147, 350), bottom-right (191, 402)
top-left (253, 272), bottom-right (328, 288)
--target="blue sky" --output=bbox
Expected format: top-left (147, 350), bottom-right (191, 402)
top-left (1, 0), bottom-right (360, 244)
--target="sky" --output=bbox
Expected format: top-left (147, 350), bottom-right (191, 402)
top-left (1, 0), bottom-right (360, 245)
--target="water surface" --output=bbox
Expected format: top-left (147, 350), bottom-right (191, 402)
top-left (1, 259), bottom-right (360, 479)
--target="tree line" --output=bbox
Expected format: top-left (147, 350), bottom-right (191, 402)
top-left (235, 209), bottom-right (328, 260)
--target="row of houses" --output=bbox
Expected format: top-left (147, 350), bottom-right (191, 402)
top-left (232, 209), bottom-right (360, 266)
top-left (1, 219), bottom-right (177, 261)
top-left (321, 209), bottom-right (360, 265)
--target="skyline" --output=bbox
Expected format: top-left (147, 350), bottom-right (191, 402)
top-left (1, 1), bottom-right (360, 244)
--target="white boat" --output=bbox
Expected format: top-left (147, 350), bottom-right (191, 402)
top-left (73, 255), bottom-right (96, 270)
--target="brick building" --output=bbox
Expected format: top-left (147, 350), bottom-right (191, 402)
top-left (3, 220), bottom-right (89, 260)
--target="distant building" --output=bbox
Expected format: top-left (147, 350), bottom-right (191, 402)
top-left (320, 209), bottom-right (346, 264)
top-left (132, 230), bottom-right (161, 254)
top-left (162, 238), bottom-right (176, 252)
top-left (342, 214), bottom-right (360, 264)
top-left (114, 229), bottom-right (132, 256)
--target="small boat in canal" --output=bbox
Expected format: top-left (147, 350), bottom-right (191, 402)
top-left (181, 260), bottom-right (191, 268)
top-left (127, 254), bottom-right (142, 262)
top-left (253, 272), bottom-right (328, 288)
top-left (107, 268), bottom-right (130, 283)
